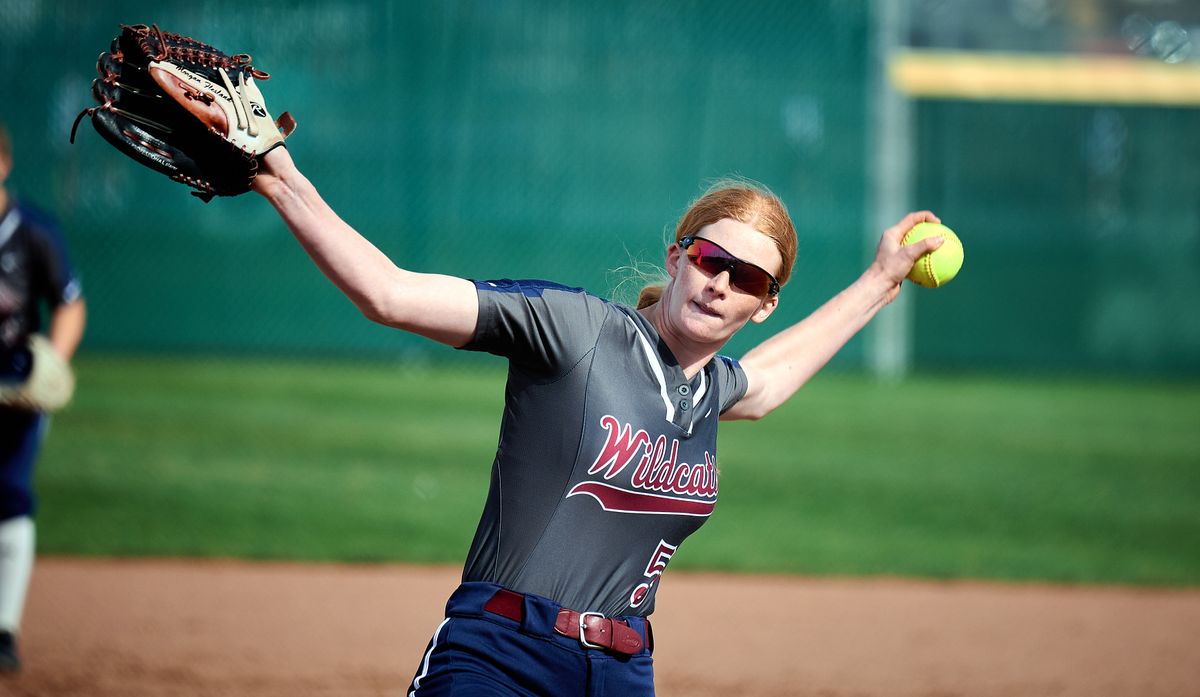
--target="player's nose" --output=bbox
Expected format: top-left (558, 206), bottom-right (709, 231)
top-left (707, 269), bottom-right (732, 296)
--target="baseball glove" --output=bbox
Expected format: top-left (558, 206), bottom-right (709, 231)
top-left (0, 336), bottom-right (75, 413)
top-left (70, 23), bottom-right (297, 201)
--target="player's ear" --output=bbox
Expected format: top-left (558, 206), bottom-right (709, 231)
top-left (665, 241), bottom-right (684, 280)
top-left (750, 293), bottom-right (779, 324)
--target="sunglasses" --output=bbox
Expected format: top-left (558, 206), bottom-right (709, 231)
top-left (679, 236), bottom-right (780, 297)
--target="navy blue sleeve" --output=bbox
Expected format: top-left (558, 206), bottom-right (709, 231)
top-left (22, 204), bottom-right (82, 307)
top-left (461, 279), bottom-right (610, 375)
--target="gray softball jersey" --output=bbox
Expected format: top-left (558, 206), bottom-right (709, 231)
top-left (459, 279), bottom-right (748, 617)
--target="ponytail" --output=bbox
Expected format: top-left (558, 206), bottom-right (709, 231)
top-left (636, 284), bottom-right (664, 309)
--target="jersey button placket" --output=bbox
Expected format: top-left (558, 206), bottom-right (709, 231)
top-left (672, 381), bottom-right (696, 434)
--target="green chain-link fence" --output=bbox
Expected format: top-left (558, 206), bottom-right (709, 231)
top-left (3, 0), bottom-right (1197, 374)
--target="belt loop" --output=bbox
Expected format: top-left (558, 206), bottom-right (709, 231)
top-left (519, 593), bottom-right (538, 635)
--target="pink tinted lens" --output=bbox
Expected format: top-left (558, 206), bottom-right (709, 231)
top-left (687, 239), bottom-right (773, 296)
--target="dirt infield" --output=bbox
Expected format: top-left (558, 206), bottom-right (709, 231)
top-left (1, 558), bottom-right (1197, 697)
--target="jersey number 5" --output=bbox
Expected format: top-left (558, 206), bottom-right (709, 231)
top-left (629, 539), bottom-right (677, 609)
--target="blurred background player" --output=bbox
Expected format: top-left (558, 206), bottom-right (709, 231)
top-left (0, 120), bottom-right (87, 672)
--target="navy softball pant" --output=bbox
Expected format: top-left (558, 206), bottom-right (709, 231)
top-left (0, 407), bottom-right (45, 521)
top-left (407, 582), bottom-right (655, 697)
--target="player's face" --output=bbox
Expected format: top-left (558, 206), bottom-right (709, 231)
top-left (662, 218), bottom-right (782, 346)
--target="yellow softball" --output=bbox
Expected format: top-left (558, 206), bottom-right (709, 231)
top-left (902, 222), bottom-right (964, 288)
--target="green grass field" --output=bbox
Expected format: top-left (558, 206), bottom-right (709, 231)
top-left (35, 354), bottom-right (1200, 586)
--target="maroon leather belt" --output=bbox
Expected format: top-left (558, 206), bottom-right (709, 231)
top-left (483, 588), bottom-right (646, 656)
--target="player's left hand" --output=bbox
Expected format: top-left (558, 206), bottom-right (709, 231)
top-left (0, 336), bottom-right (75, 412)
top-left (869, 211), bottom-right (944, 303)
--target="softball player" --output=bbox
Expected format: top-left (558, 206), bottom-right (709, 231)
top-left (252, 146), bottom-right (942, 696)
top-left (0, 122), bottom-right (87, 673)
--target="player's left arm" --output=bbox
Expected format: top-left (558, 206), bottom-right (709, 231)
top-left (721, 211), bottom-right (943, 421)
top-left (48, 298), bottom-right (87, 360)
top-left (28, 212), bottom-right (87, 360)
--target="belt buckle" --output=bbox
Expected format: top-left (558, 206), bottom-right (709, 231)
top-left (577, 611), bottom-right (605, 649)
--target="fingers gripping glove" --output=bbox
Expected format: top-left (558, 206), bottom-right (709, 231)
top-left (0, 336), bottom-right (75, 413)
top-left (71, 24), bottom-right (297, 201)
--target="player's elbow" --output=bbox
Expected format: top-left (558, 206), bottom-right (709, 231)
top-left (357, 301), bottom-right (388, 326)
top-left (351, 288), bottom-right (400, 327)
top-left (353, 270), bottom-right (415, 326)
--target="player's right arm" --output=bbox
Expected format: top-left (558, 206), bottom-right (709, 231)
top-left (253, 148), bottom-right (478, 348)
